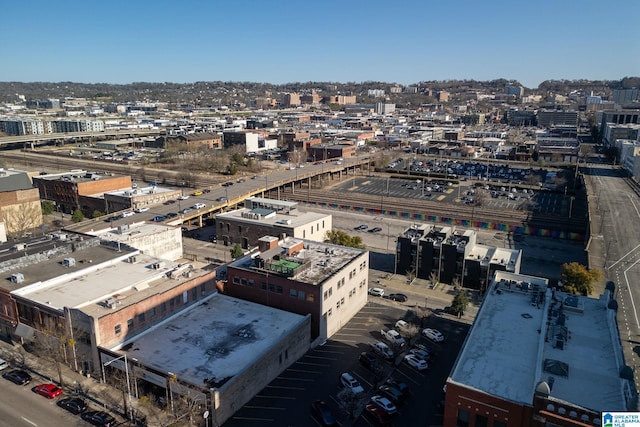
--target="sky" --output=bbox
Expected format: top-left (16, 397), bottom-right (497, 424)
top-left (1, 0), bottom-right (638, 89)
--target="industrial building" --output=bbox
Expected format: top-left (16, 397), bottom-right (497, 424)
top-left (444, 271), bottom-right (630, 427)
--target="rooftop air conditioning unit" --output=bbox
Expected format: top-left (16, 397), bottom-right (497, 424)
top-left (10, 273), bottom-right (24, 283)
top-left (105, 297), bottom-right (117, 309)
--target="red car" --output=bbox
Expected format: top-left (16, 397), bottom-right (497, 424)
top-left (34, 383), bottom-right (63, 399)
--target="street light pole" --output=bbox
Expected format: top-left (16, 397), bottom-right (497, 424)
top-left (103, 354), bottom-right (133, 422)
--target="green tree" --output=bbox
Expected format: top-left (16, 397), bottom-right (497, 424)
top-left (451, 291), bottom-right (469, 318)
top-left (41, 201), bottom-right (55, 215)
top-left (560, 262), bottom-right (602, 296)
top-left (324, 230), bottom-right (365, 249)
top-left (230, 244), bottom-right (244, 259)
top-left (92, 210), bottom-right (104, 218)
top-left (227, 163), bottom-right (238, 175)
top-left (71, 210), bottom-right (84, 223)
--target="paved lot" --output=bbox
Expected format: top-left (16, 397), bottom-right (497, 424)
top-left (223, 297), bottom-right (469, 427)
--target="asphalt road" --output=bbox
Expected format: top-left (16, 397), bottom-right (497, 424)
top-left (588, 165), bottom-right (640, 389)
top-left (0, 376), bottom-right (85, 427)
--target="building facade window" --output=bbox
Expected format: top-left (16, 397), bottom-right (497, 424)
top-left (114, 324), bottom-right (121, 335)
top-left (127, 318), bottom-right (133, 328)
top-left (138, 313), bottom-right (145, 322)
top-left (456, 409), bottom-right (469, 427)
top-left (474, 414), bottom-right (487, 427)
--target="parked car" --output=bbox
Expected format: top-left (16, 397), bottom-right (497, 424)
top-left (57, 397), bottom-right (88, 414)
top-left (370, 395), bottom-right (397, 415)
top-left (364, 403), bottom-right (393, 426)
top-left (0, 357), bottom-right (8, 370)
top-left (387, 293), bottom-right (408, 302)
top-left (385, 378), bottom-right (410, 398)
top-left (404, 354), bottom-right (428, 371)
top-left (394, 320), bottom-right (412, 334)
top-left (368, 227), bottom-right (383, 233)
top-left (408, 348), bottom-right (431, 361)
top-left (378, 385), bottom-right (404, 405)
top-left (354, 224), bottom-right (368, 231)
top-left (81, 411), bottom-right (116, 427)
top-left (422, 328), bottom-right (445, 342)
top-left (370, 341), bottom-right (394, 360)
top-left (380, 329), bottom-right (406, 348)
top-left (339, 372), bottom-right (364, 395)
top-left (368, 287), bottom-right (385, 297)
top-left (359, 352), bottom-right (381, 372)
top-left (34, 383), bottom-right (63, 399)
top-left (3, 369), bottom-right (31, 385)
top-left (311, 400), bottom-right (337, 426)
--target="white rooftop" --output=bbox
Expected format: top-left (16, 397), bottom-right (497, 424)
top-left (217, 207), bottom-right (330, 229)
top-left (116, 293), bottom-right (307, 387)
top-left (449, 271), bottom-right (625, 411)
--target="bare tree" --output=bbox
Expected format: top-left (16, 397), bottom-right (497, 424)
top-left (30, 315), bottom-right (77, 387)
top-left (3, 201), bottom-right (43, 238)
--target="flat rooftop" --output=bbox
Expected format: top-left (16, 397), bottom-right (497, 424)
top-left (449, 271), bottom-right (625, 411)
top-left (231, 237), bottom-right (365, 286)
top-left (105, 185), bottom-right (175, 198)
top-left (116, 293), bottom-right (306, 387)
top-left (217, 207), bottom-right (329, 230)
top-left (83, 221), bottom-right (176, 242)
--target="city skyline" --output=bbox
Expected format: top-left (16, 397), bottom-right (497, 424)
top-left (1, 0), bottom-right (639, 88)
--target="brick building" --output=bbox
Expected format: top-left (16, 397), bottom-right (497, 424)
top-left (224, 235), bottom-right (369, 339)
top-left (0, 169), bottom-right (42, 239)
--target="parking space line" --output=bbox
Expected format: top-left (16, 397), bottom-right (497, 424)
top-left (295, 361), bottom-right (331, 367)
top-left (393, 367), bottom-right (424, 384)
top-left (231, 416), bottom-right (275, 422)
top-left (255, 394), bottom-right (297, 400)
top-left (286, 368), bottom-right (324, 374)
top-left (303, 354), bottom-right (338, 361)
top-left (243, 406), bottom-right (286, 411)
top-left (275, 376), bottom-right (315, 382)
top-left (265, 385), bottom-right (306, 390)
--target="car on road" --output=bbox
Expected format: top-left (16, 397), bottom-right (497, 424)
top-left (359, 352), bottom-right (381, 372)
top-left (368, 287), bottom-right (385, 297)
top-left (121, 211), bottom-right (135, 217)
top-left (34, 383), bottom-right (63, 399)
top-left (368, 227), bottom-right (383, 233)
top-left (221, 182), bottom-right (233, 187)
top-left (0, 357), bottom-right (8, 370)
top-left (177, 195), bottom-right (189, 200)
top-left (3, 369), bottom-right (31, 385)
top-left (364, 403), bottom-right (393, 426)
top-left (81, 410), bottom-right (116, 427)
top-left (57, 397), bottom-right (88, 414)
top-left (311, 400), bottom-right (337, 426)
top-left (154, 215), bottom-right (166, 222)
top-left (193, 190), bottom-right (203, 196)
top-left (422, 328), bottom-right (445, 342)
top-left (193, 202), bottom-right (206, 209)
top-left (163, 199), bottom-right (176, 205)
top-left (370, 395), bottom-right (397, 415)
top-left (354, 224), bottom-right (368, 231)
top-left (404, 354), bottom-right (428, 371)
top-left (339, 372), bottom-right (364, 394)
top-left (165, 212), bottom-right (178, 218)
top-left (134, 207), bottom-right (149, 213)
top-left (216, 196), bottom-right (228, 202)
top-left (387, 293), bottom-right (408, 302)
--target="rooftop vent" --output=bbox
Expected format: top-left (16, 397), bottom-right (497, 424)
top-left (10, 273), bottom-right (24, 283)
top-left (105, 297), bottom-right (117, 309)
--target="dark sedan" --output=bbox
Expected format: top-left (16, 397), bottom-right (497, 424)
top-left (2, 369), bottom-right (32, 385)
top-left (57, 397), bottom-right (88, 414)
top-left (311, 400), bottom-right (337, 426)
top-left (387, 293), bottom-right (408, 302)
top-left (81, 411), bottom-right (116, 427)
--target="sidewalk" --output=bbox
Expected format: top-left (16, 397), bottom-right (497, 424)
top-left (0, 339), bottom-right (170, 426)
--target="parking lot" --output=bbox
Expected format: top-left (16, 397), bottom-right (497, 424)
top-left (335, 176), bottom-right (570, 216)
top-left (223, 299), bottom-right (470, 427)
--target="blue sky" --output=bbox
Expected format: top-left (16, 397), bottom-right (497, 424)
top-left (1, 0), bottom-right (638, 88)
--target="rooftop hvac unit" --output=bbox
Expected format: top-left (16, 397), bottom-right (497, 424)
top-left (105, 297), bottom-right (117, 309)
top-left (63, 258), bottom-right (76, 267)
top-left (10, 273), bottom-right (24, 283)
top-left (128, 256), bottom-right (137, 263)
top-left (12, 243), bottom-right (26, 251)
